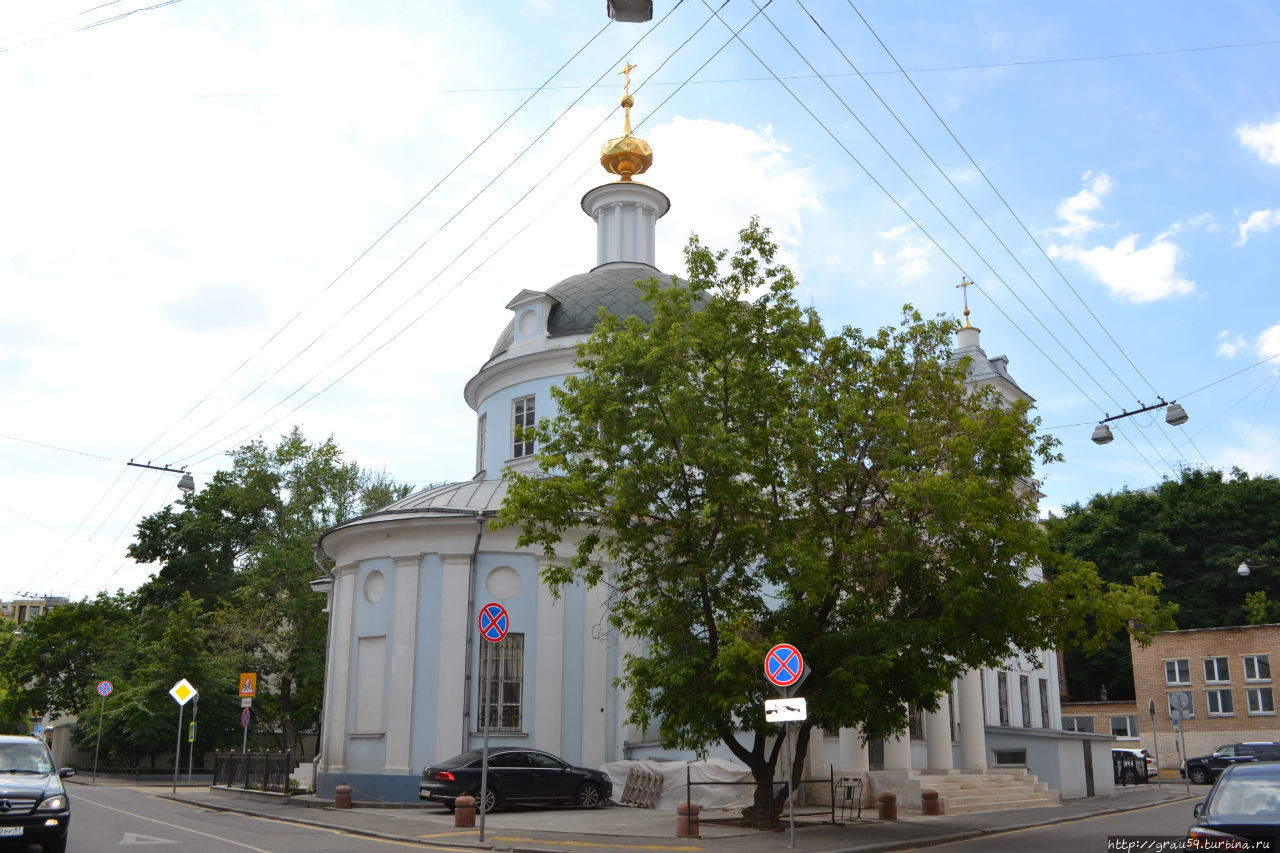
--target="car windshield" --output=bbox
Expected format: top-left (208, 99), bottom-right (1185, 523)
top-left (1208, 775), bottom-right (1280, 815)
top-left (0, 742), bottom-right (53, 774)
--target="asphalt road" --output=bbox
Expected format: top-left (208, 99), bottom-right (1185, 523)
top-left (906, 797), bottom-right (1203, 852)
top-left (12, 784), bottom-right (466, 853)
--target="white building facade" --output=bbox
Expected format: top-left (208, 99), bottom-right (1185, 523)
top-left (312, 101), bottom-right (1108, 804)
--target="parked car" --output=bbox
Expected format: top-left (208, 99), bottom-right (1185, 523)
top-left (1112, 747), bottom-right (1157, 783)
top-left (419, 747), bottom-right (612, 813)
top-left (0, 734), bottom-right (73, 853)
top-left (1187, 761), bottom-right (1280, 847)
top-left (1182, 742), bottom-right (1280, 785)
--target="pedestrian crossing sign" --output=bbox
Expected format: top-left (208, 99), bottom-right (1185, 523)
top-left (239, 672), bottom-right (257, 698)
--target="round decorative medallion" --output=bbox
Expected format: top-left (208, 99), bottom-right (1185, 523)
top-left (363, 569), bottom-right (385, 604)
top-left (485, 566), bottom-right (521, 600)
top-left (518, 309), bottom-right (538, 335)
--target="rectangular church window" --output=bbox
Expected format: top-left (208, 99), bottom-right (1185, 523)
top-left (479, 633), bottom-right (524, 732)
top-left (512, 396), bottom-right (535, 458)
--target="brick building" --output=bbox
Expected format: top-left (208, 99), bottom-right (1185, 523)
top-left (1064, 624), bottom-right (1280, 772)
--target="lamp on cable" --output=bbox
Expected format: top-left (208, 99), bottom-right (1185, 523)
top-left (127, 460), bottom-right (196, 494)
top-left (607, 0), bottom-right (652, 21)
top-left (1090, 398), bottom-right (1189, 445)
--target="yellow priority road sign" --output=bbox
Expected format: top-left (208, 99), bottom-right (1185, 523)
top-left (169, 678), bottom-right (197, 706)
top-left (239, 672), bottom-right (257, 698)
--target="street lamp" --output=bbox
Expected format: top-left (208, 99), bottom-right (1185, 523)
top-left (607, 0), bottom-right (653, 21)
top-left (127, 460), bottom-right (196, 493)
top-left (1091, 398), bottom-right (1189, 445)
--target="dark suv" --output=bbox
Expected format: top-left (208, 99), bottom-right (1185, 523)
top-left (0, 734), bottom-right (73, 852)
top-left (1182, 741), bottom-right (1280, 785)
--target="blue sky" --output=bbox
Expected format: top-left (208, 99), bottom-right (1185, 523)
top-left (2, 0), bottom-right (1278, 600)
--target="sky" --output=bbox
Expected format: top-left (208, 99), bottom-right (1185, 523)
top-left (2, 0), bottom-right (1278, 602)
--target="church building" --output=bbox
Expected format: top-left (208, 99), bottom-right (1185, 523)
top-left (312, 79), bottom-right (1112, 808)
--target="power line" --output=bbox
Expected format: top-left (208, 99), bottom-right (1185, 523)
top-left (438, 36), bottom-right (1280, 92)
top-left (136, 13), bottom-right (622, 463)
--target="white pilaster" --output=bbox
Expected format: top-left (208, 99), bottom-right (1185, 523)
top-left (581, 581), bottom-right (608, 767)
top-left (435, 555), bottom-right (470, 758)
top-left (883, 712), bottom-right (912, 771)
top-left (324, 563), bottom-right (357, 772)
top-left (925, 695), bottom-right (954, 771)
top-left (958, 669), bottom-right (987, 771)
top-left (383, 555), bottom-right (420, 773)
top-left (534, 561), bottom-right (564, 756)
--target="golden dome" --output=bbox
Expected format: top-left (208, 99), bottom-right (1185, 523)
top-left (600, 63), bottom-right (653, 182)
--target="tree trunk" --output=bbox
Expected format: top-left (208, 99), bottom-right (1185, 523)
top-left (280, 675), bottom-right (295, 757)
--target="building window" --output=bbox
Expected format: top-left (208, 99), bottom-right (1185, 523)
top-left (1039, 678), bottom-right (1050, 728)
top-left (1062, 715), bottom-right (1095, 733)
top-left (479, 633), bottom-right (524, 732)
top-left (1019, 675), bottom-right (1032, 728)
top-left (1204, 657), bottom-right (1230, 683)
top-left (476, 413), bottom-right (487, 473)
top-left (512, 396), bottom-right (535, 458)
top-left (1165, 659), bottom-right (1191, 685)
top-left (1207, 689), bottom-right (1234, 716)
top-left (1247, 687), bottom-right (1275, 715)
top-left (908, 705), bottom-right (925, 740)
top-left (1168, 690), bottom-right (1195, 718)
top-left (1111, 715), bottom-right (1139, 739)
top-left (997, 672), bottom-right (1010, 726)
top-left (1244, 655), bottom-right (1272, 682)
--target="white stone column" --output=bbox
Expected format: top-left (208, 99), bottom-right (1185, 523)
top-left (383, 555), bottom-right (420, 773)
top-left (838, 726), bottom-right (869, 772)
top-left (925, 695), bottom-right (954, 771)
top-left (958, 669), bottom-right (987, 771)
top-left (883, 710), bottom-right (912, 771)
top-left (581, 581), bottom-right (609, 767)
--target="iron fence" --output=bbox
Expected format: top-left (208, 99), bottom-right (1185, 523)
top-left (213, 752), bottom-right (293, 793)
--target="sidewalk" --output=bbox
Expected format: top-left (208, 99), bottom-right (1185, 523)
top-left (131, 781), bottom-right (1200, 853)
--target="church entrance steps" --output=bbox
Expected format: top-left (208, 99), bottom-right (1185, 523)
top-left (866, 768), bottom-right (1060, 816)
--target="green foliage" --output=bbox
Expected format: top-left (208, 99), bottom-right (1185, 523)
top-left (9, 427), bottom-right (410, 766)
top-left (500, 220), bottom-right (1156, 815)
top-left (1244, 590), bottom-right (1274, 625)
top-left (1047, 467), bottom-right (1280, 700)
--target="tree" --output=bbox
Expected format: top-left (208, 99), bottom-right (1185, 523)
top-left (1047, 467), bottom-right (1280, 700)
top-left (3, 594), bottom-right (132, 720)
top-left (499, 220), bottom-right (1170, 818)
top-left (129, 427), bottom-right (412, 756)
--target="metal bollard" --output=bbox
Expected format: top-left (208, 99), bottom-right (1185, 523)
top-left (454, 794), bottom-right (477, 827)
top-left (676, 802), bottom-right (700, 837)
top-left (334, 783), bottom-right (352, 809)
top-left (876, 792), bottom-right (897, 821)
top-left (921, 789), bottom-right (941, 816)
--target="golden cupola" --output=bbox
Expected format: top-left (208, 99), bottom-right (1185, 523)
top-left (599, 61), bottom-right (653, 182)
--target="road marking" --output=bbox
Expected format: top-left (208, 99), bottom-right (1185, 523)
top-left (419, 833), bottom-right (704, 851)
top-left (77, 798), bottom-right (271, 852)
top-left (120, 832), bottom-right (177, 845)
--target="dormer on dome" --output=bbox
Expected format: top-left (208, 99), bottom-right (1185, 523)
top-left (504, 289), bottom-right (558, 355)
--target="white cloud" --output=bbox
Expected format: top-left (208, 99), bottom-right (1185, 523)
top-left (1049, 234), bottom-right (1194, 304)
top-left (1260, 324), bottom-right (1280, 359)
top-left (1217, 330), bottom-right (1247, 358)
top-left (872, 249), bottom-right (886, 267)
top-left (1235, 209), bottom-right (1280, 246)
top-left (870, 223), bottom-right (933, 284)
top-left (1048, 171), bottom-right (1113, 239)
top-left (1238, 116), bottom-right (1280, 165)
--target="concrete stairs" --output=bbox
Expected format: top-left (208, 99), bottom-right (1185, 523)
top-left (872, 768), bottom-right (1060, 816)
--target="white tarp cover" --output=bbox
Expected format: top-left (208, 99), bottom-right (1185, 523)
top-left (603, 757), bottom-right (755, 811)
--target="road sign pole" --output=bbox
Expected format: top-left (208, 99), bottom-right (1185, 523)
top-left (1148, 699), bottom-right (1161, 789)
top-left (187, 694), bottom-right (198, 785)
top-left (479, 651), bottom-right (495, 843)
top-left (784, 721), bottom-right (796, 849)
top-left (172, 702), bottom-right (185, 794)
top-left (242, 712), bottom-right (249, 755)
top-left (93, 694), bottom-right (105, 784)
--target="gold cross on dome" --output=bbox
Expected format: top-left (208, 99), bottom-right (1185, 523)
top-left (956, 276), bottom-right (973, 327)
top-left (619, 61), bottom-right (637, 97)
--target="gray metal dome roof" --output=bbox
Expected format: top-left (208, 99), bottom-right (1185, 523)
top-left (490, 264), bottom-right (685, 358)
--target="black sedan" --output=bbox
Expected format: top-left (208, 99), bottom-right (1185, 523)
top-left (1187, 761), bottom-right (1280, 848)
top-left (419, 748), bottom-right (612, 813)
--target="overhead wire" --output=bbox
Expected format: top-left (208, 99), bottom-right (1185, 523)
top-left (702, 0), bottom-right (1176, 477)
top-left (1228, 375), bottom-right (1280, 471)
top-left (137, 14), bottom-right (620, 462)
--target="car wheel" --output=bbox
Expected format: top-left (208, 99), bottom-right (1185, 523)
top-left (443, 800), bottom-right (456, 814)
top-left (475, 787), bottom-right (498, 813)
top-left (1189, 766), bottom-right (1211, 785)
top-left (1121, 767), bottom-right (1138, 785)
top-left (576, 782), bottom-right (603, 809)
